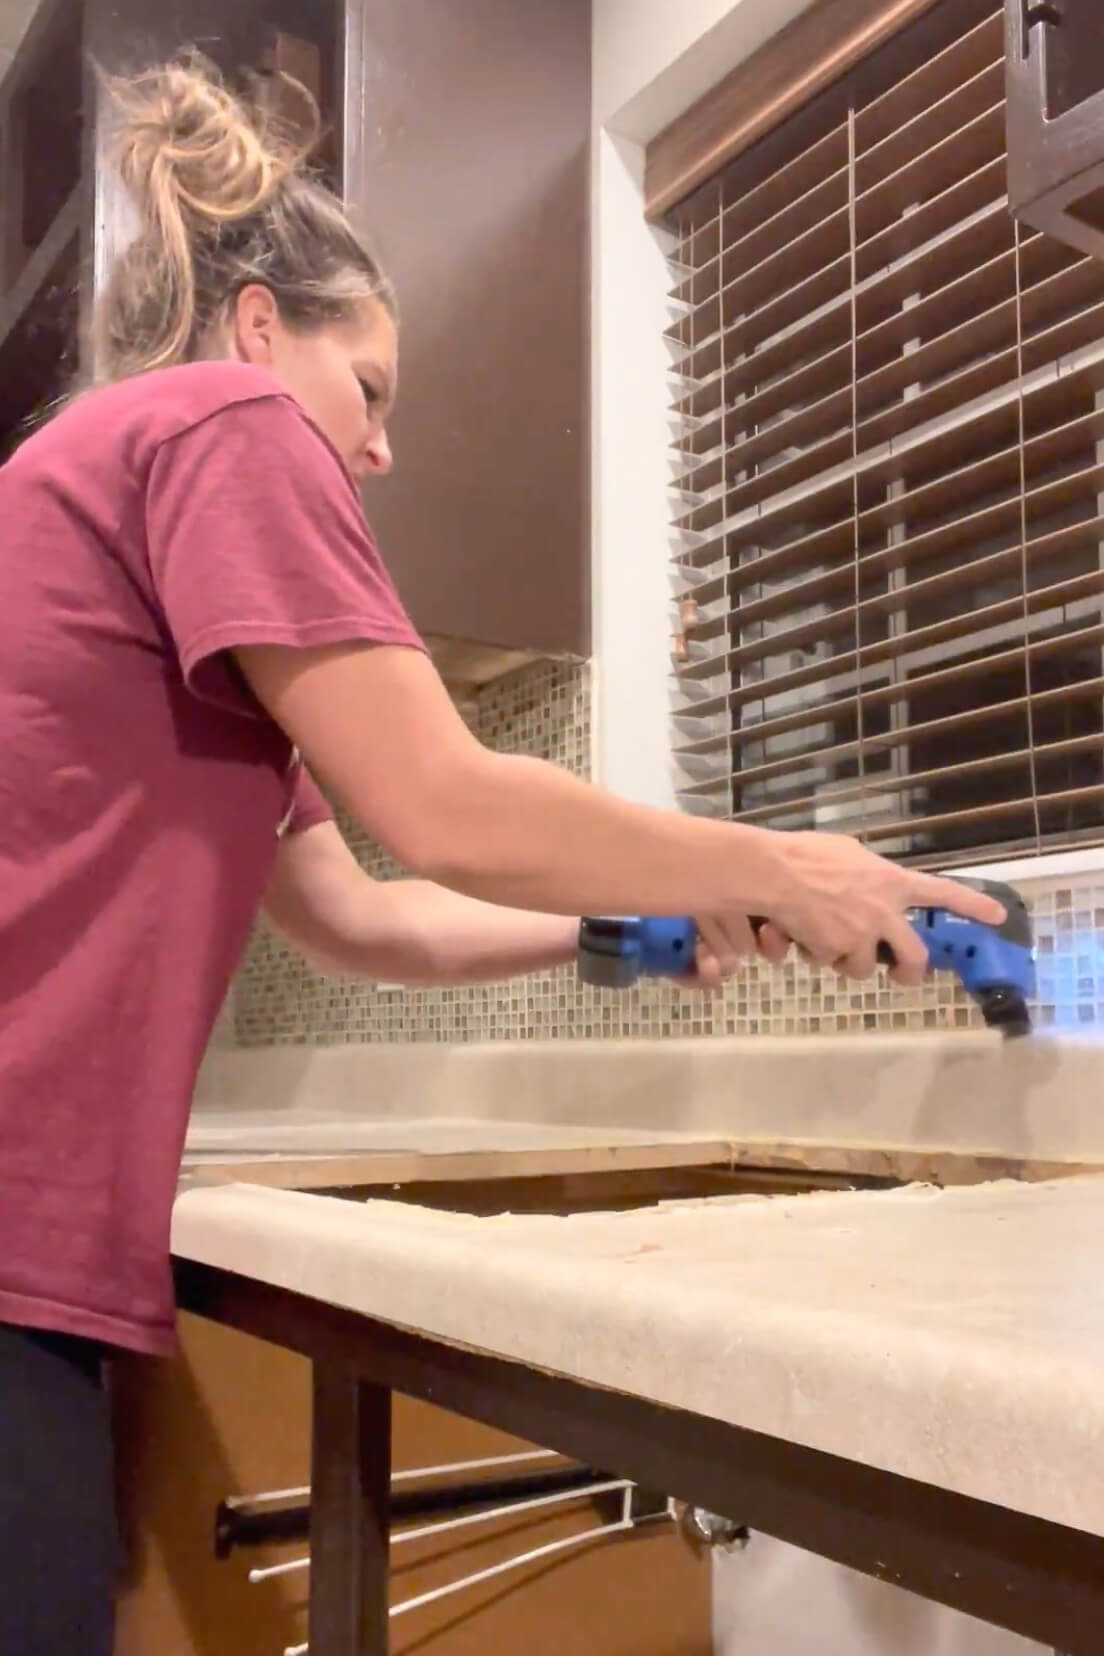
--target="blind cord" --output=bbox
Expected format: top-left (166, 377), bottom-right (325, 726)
top-left (1013, 213), bottom-right (1044, 853)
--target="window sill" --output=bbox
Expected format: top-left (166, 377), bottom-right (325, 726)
top-left (952, 847), bottom-right (1104, 886)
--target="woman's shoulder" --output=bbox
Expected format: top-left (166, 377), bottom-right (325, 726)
top-left (98, 359), bottom-right (292, 437)
top-left (10, 362), bottom-right (308, 480)
top-left (2, 362), bottom-right (310, 502)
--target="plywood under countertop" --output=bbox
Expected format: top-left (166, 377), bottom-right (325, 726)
top-left (181, 1118), bottom-right (741, 1193)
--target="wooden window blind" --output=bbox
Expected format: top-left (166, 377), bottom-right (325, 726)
top-left (666, 0), bottom-right (1104, 865)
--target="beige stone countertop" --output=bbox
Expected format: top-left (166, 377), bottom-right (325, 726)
top-left (172, 1172), bottom-right (1104, 1537)
top-left (188, 1033), bottom-right (1104, 1187)
top-left (192, 1032), bottom-right (1104, 1153)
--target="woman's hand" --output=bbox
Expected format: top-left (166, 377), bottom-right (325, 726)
top-left (677, 912), bottom-right (792, 989)
top-left (679, 835), bottom-right (1008, 992)
top-left (770, 833), bottom-right (1005, 985)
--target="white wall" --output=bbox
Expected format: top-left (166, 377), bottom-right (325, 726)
top-left (591, 0), bottom-right (819, 807)
top-left (714, 1538), bottom-right (1046, 1656)
top-left (590, 7), bottom-right (1050, 1653)
top-left (594, 0), bottom-right (821, 134)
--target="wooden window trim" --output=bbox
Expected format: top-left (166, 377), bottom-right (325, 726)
top-left (644, 0), bottom-right (946, 223)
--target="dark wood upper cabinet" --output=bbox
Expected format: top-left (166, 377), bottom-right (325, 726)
top-left (340, 0), bottom-right (591, 658)
top-left (0, 0), bottom-right (83, 460)
top-left (1007, 0), bottom-right (1104, 257)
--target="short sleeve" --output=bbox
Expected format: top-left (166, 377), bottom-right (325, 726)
top-left (144, 393), bottom-right (424, 710)
top-left (286, 765), bottom-right (333, 836)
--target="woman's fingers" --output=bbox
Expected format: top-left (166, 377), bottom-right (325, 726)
top-left (908, 873), bottom-right (1005, 929)
top-left (755, 921), bottom-right (791, 964)
top-left (835, 918), bottom-right (928, 985)
top-left (696, 913), bottom-right (756, 977)
top-left (881, 913), bottom-right (930, 986)
top-left (690, 901), bottom-right (935, 988)
top-left (832, 941), bottom-right (878, 982)
top-left (690, 945), bottom-right (723, 989)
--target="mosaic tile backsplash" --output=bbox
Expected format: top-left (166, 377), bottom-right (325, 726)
top-left (233, 658), bottom-right (1102, 1046)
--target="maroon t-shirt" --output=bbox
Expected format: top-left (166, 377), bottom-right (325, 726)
top-left (0, 361), bottom-right (422, 1353)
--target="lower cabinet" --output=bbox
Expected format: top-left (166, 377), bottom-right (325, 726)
top-left (112, 1312), bottom-right (711, 1655)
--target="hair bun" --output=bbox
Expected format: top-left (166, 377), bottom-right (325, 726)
top-left (106, 54), bottom-right (318, 230)
top-left (91, 52), bottom-right (383, 383)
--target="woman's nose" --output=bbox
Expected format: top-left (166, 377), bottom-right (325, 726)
top-left (364, 427), bottom-right (393, 476)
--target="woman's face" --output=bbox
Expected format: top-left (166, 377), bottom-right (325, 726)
top-left (229, 285), bottom-right (397, 484)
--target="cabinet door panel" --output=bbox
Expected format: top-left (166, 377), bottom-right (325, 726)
top-left (341, 0), bottom-right (590, 654)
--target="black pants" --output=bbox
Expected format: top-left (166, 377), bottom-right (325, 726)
top-left (0, 1323), bottom-right (117, 1656)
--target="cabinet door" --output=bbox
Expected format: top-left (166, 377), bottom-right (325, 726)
top-left (341, 0), bottom-right (590, 656)
top-left (1006, 0), bottom-right (1104, 257)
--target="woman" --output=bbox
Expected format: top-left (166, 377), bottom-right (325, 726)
top-left (0, 58), bottom-right (1000, 1654)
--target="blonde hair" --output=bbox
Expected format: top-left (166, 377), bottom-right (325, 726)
top-left (92, 55), bottom-right (392, 383)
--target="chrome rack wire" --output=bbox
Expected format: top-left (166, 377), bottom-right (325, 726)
top-left (278, 1483), bottom-right (676, 1656)
top-left (222, 1445), bottom-right (747, 1654)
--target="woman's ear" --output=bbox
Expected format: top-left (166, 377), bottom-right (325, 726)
top-left (232, 283), bottom-right (281, 365)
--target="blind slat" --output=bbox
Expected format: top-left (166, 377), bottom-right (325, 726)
top-left (717, 209), bottom-right (854, 342)
top-left (713, 479), bottom-right (1104, 623)
top-left (860, 786), bottom-right (1104, 848)
top-left (717, 125), bottom-right (851, 252)
top-left (717, 160), bottom-right (851, 295)
top-left (854, 10), bottom-right (1002, 150)
top-left (855, 240), bottom-right (1085, 378)
top-left (671, 254), bottom-right (853, 417)
top-left (680, 561), bottom-right (1104, 690)
top-left (683, 734), bottom-right (1104, 821)
top-left (700, 783), bottom-right (1104, 849)
top-left (675, 235), bottom-right (1092, 484)
top-left (855, 155), bottom-right (1004, 282)
top-left (673, 398), bottom-right (1104, 580)
top-left (681, 355), bottom-right (1104, 555)
top-left (853, 102), bottom-right (1005, 243)
top-left (855, 61), bottom-right (1004, 195)
top-left (671, 198), bottom-right (1017, 401)
top-left (678, 618), bottom-right (1104, 742)
top-left (678, 111), bottom-right (1009, 402)
top-left (675, 678), bottom-right (1104, 782)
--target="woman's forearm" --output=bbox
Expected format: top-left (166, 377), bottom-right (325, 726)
top-left (354, 881), bottom-right (579, 985)
top-left (240, 644), bottom-right (793, 922)
top-left (417, 751), bottom-right (791, 918)
top-left (265, 829), bottom-right (582, 985)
